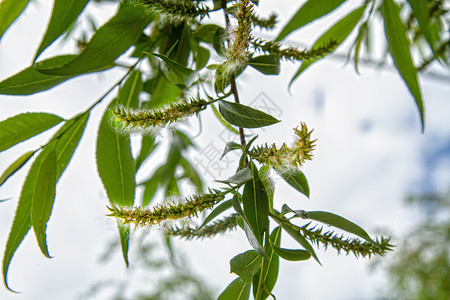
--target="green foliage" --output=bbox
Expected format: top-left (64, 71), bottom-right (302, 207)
top-left (0, 0), bottom-right (447, 297)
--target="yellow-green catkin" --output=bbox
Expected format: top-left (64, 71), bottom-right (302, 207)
top-left (123, 0), bottom-right (209, 20)
top-left (107, 192), bottom-right (225, 228)
top-left (226, 0), bottom-right (254, 67)
top-left (252, 38), bottom-right (338, 61)
top-left (250, 122), bottom-right (316, 168)
top-left (112, 98), bottom-right (208, 130)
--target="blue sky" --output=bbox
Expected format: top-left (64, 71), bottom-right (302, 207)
top-left (0, 1), bottom-right (449, 299)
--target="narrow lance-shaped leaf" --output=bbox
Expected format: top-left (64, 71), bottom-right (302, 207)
top-left (97, 99), bottom-right (136, 266)
top-left (253, 226), bottom-right (281, 300)
top-left (249, 55), bottom-right (280, 75)
top-left (232, 194), bottom-right (269, 259)
top-left (141, 166), bottom-right (164, 207)
top-left (217, 167), bottom-right (252, 185)
top-left (406, 0), bottom-right (439, 57)
top-left (35, 4), bottom-right (152, 76)
top-left (281, 223), bottom-right (321, 265)
top-left (0, 0), bottom-right (30, 41)
top-left (119, 69), bottom-right (143, 109)
top-left (198, 199), bottom-right (232, 229)
top-left (0, 151), bottom-right (36, 188)
top-left (97, 101), bottom-right (136, 206)
top-left (153, 53), bottom-right (195, 85)
top-left (219, 100), bottom-right (280, 129)
top-left (272, 210), bottom-right (321, 265)
top-left (118, 225), bottom-right (130, 267)
top-left (382, 0), bottom-right (425, 131)
top-left (31, 149), bottom-right (57, 258)
top-left (34, 0), bottom-right (90, 60)
top-left (218, 278), bottom-right (251, 300)
top-left (270, 243), bottom-right (311, 261)
top-left (135, 135), bottom-right (156, 171)
top-left (221, 141), bottom-right (242, 159)
top-left (242, 163), bottom-right (269, 241)
top-left (290, 4), bottom-right (367, 86)
top-left (2, 113), bottom-right (89, 292)
top-left (0, 112), bottom-right (64, 152)
top-left (0, 55), bottom-right (113, 96)
top-left (230, 250), bottom-right (262, 283)
top-left (275, 165), bottom-right (309, 197)
top-left (307, 211), bottom-right (376, 245)
top-left (275, 0), bottom-right (346, 42)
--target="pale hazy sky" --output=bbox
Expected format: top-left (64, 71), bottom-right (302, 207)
top-left (0, 1), bottom-right (449, 299)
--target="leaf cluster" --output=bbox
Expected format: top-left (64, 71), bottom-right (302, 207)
top-left (0, 0), bottom-right (446, 297)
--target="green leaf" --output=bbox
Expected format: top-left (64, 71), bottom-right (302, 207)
top-left (253, 226), bottom-right (282, 300)
top-left (141, 166), bottom-right (164, 206)
top-left (0, 112), bottom-right (64, 152)
top-left (352, 22), bottom-right (368, 74)
top-left (2, 113), bottom-right (88, 292)
top-left (258, 165), bottom-right (274, 209)
top-left (249, 55), bottom-right (280, 75)
top-left (242, 163), bottom-right (269, 241)
top-left (0, 151), bottom-right (36, 188)
top-left (406, 0), bottom-right (439, 57)
top-left (382, 0), bottom-right (425, 131)
top-left (307, 211), bottom-right (376, 244)
top-left (221, 141), bottom-right (243, 159)
top-left (193, 24), bottom-right (223, 44)
top-left (195, 45), bottom-right (210, 70)
top-left (274, 165), bottom-right (309, 197)
top-left (219, 100), bottom-right (280, 129)
top-left (275, 0), bottom-right (346, 42)
top-left (35, 4), bottom-right (151, 76)
top-left (217, 167), bottom-right (252, 185)
top-left (153, 53), bottom-right (194, 85)
top-left (118, 224), bottom-right (130, 267)
top-left (146, 73), bottom-right (182, 108)
top-left (34, 0), bottom-right (89, 60)
top-left (232, 194), bottom-right (269, 260)
top-left (281, 204), bottom-right (309, 219)
top-left (290, 4), bottom-right (367, 86)
top-left (213, 27), bottom-right (227, 57)
top-left (96, 102), bottom-right (136, 207)
top-left (179, 156), bottom-right (203, 191)
top-left (211, 103), bottom-right (240, 135)
top-left (0, 55), bottom-right (113, 95)
top-left (218, 278), bottom-right (251, 300)
top-left (270, 243), bottom-right (311, 261)
top-left (119, 70), bottom-right (143, 109)
top-left (198, 199), bottom-right (232, 230)
top-left (97, 99), bottom-right (136, 267)
top-left (230, 250), bottom-right (262, 283)
top-left (135, 135), bottom-right (156, 171)
top-left (0, 0), bottom-right (30, 41)
top-left (274, 212), bottom-right (321, 265)
top-left (31, 149), bottom-right (57, 258)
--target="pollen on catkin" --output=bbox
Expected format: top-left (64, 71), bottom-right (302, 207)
top-left (111, 98), bottom-right (208, 131)
top-left (122, 0), bottom-right (209, 21)
top-left (226, 0), bottom-right (254, 68)
top-left (107, 191), bottom-right (225, 228)
top-left (249, 122), bottom-right (316, 168)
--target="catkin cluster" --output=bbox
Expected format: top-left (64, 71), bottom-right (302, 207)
top-left (108, 191), bottom-right (225, 228)
top-left (250, 123), bottom-right (316, 168)
top-left (112, 98), bottom-right (208, 130)
top-left (123, 0), bottom-right (209, 20)
top-left (300, 223), bottom-right (393, 258)
top-left (252, 39), bottom-right (338, 61)
top-left (227, 0), bottom-right (254, 66)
